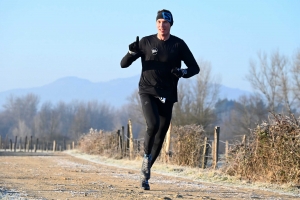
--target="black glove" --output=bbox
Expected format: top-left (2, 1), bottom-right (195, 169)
top-left (128, 36), bottom-right (140, 54)
top-left (171, 68), bottom-right (187, 78)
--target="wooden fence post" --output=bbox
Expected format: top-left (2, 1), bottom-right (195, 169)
top-left (137, 140), bottom-right (140, 152)
top-left (201, 137), bottom-right (209, 169)
top-left (5, 135), bottom-right (8, 151)
top-left (213, 126), bottom-right (220, 169)
top-left (72, 141), bottom-right (75, 150)
top-left (14, 136), bottom-right (17, 152)
top-left (121, 126), bottom-right (125, 157)
top-left (242, 135), bottom-right (247, 154)
top-left (10, 139), bottom-right (13, 151)
top-left (117, 130), bottom-right (122, 154)
top-left (225, 140), bottom-right (229, 162)
top-left (128, 119), bottom-right (134, 160)
top-left (211, 140), bottom-right (215, 167)
top-left (126, 123), bottom-right (130, 157)
top-left (35, 138), bottom-right (39, 153)
top-left (24, 136), bottom-right (27, 152)
top-left (53, 140), bottom-right (56, 152)
top-left (30, 136), bottom-right (33, 152)
top-left (27, 138), bottom-right (30, 152)
top-left (63, 138), bottom-right (66, 151)
top-left (27, 137), bottom-right (29, 152)
top-left (242, 135), bottom-right (247, 146)
top-left (163, 122), bottom-right (172, 163)
top-left (19, 137), bottom-right (21, 150)
top-left (116, 130), bottom-right (119, 151)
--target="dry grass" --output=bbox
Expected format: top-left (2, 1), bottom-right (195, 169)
top-left (79, 114), bottom-right (300, 186)
top-left (78, 124), bottom-right (207, 167)
top-left (169, 124), bottom-right (206, 167)
top-left (224, 112), bottom-right (300, 185)
top-left (78, 129), bottom-right (121, 158)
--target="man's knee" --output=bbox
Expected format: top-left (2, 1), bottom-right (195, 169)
top-left (146, 122), bottom-right (160, 135)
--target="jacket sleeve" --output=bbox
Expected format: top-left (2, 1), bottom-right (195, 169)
top-left (120, 52), bottom-right (140, 68)
top-left (180, 41), bottom-right (200, 78)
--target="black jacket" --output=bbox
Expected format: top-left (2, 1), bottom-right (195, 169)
top-left (121, 34), bottom-right (200, 102)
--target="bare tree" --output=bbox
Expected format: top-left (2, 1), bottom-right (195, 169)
top-left (291, 50), bottom-right (300, 106)
top-left (246, 51), bottom-right (295, 114)
top-left (54, 101), bottom-right (74, 139)
top-left (125, 89), bottom-right (144, 125)
top-left (0, 93), bottom-right (123, 142)
top-left (191, 60), bottom-right (220, 129)
top-left (3, 93), bottom-right (39, 137)
top-left (0, 111), bottom-right (14, 138)
top-left (224, 94), bottom-right (268, 139)
top-left (34, 101), bottom-right (60, 141)
top-left (70, 101), bottom-right (90, 139)
top-left (173, 60), bottom-right (220, 131)
top-left (12, 120), bottom-right (31, 138)
top-left (172, 81), bottom-right (193, 125)
top-left (122, 89), bottom-right (146, 138)
top-left (87, 100), bottom-right (116, 132)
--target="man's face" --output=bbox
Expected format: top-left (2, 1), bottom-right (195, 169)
top-left (156, 19), bottom-right (171, 36)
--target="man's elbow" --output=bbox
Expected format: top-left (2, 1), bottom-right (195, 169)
top-left (120, 60), bottom-right (129, 68)
top-left (193, 66), bottom-right (200, 75)
top-left (196, 66), bottom-right (200, 74)
top-left (120, 62), bottom-right (126, 68)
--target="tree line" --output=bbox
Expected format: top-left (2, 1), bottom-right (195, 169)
top-left (0, 96), bottom-right (118, 142)
top-left (0, 49), bottom-right (299, 142)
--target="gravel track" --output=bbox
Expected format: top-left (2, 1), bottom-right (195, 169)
top-left (0, 151), bottom-right (299, 200)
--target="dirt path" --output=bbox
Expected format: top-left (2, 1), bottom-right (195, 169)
top-left (0, 151), bottom-right (299, 200)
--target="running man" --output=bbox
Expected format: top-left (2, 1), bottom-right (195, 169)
top-left (120, 9), bottom-right (200, 190)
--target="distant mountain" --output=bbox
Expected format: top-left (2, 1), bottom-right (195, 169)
top-left (219, 85), bottom-right (252, 100)
top-left (0, 75), bottom-right (252, 109)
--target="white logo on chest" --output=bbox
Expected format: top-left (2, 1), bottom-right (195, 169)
top-left (151, 47), bottom-right (158, 55)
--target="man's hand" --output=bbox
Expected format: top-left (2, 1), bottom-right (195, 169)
top-left (171, 68), bottom-right (187, 78)
top-left (128, 36), bottom-right (140, 55)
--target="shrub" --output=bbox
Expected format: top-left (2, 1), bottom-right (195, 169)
top-left (224, 113), bottom-right (300, 184)
top-left (170, 124), bottom-right (206, 167)
top-left (78, 129), bottom-right (120, 158)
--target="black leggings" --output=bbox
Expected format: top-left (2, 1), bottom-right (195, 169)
top-left (139, 93), bottom-right (174, 167)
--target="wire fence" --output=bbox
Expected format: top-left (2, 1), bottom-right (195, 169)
top-left (0, 135), bottom-right (76, 152)
top-left (79, 120), bottom-right (245, 169)
top-left (0, 120), bottom-right (247, 170)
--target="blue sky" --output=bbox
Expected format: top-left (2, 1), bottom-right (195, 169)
top-left (0, 0), bottom-right (299, 92)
